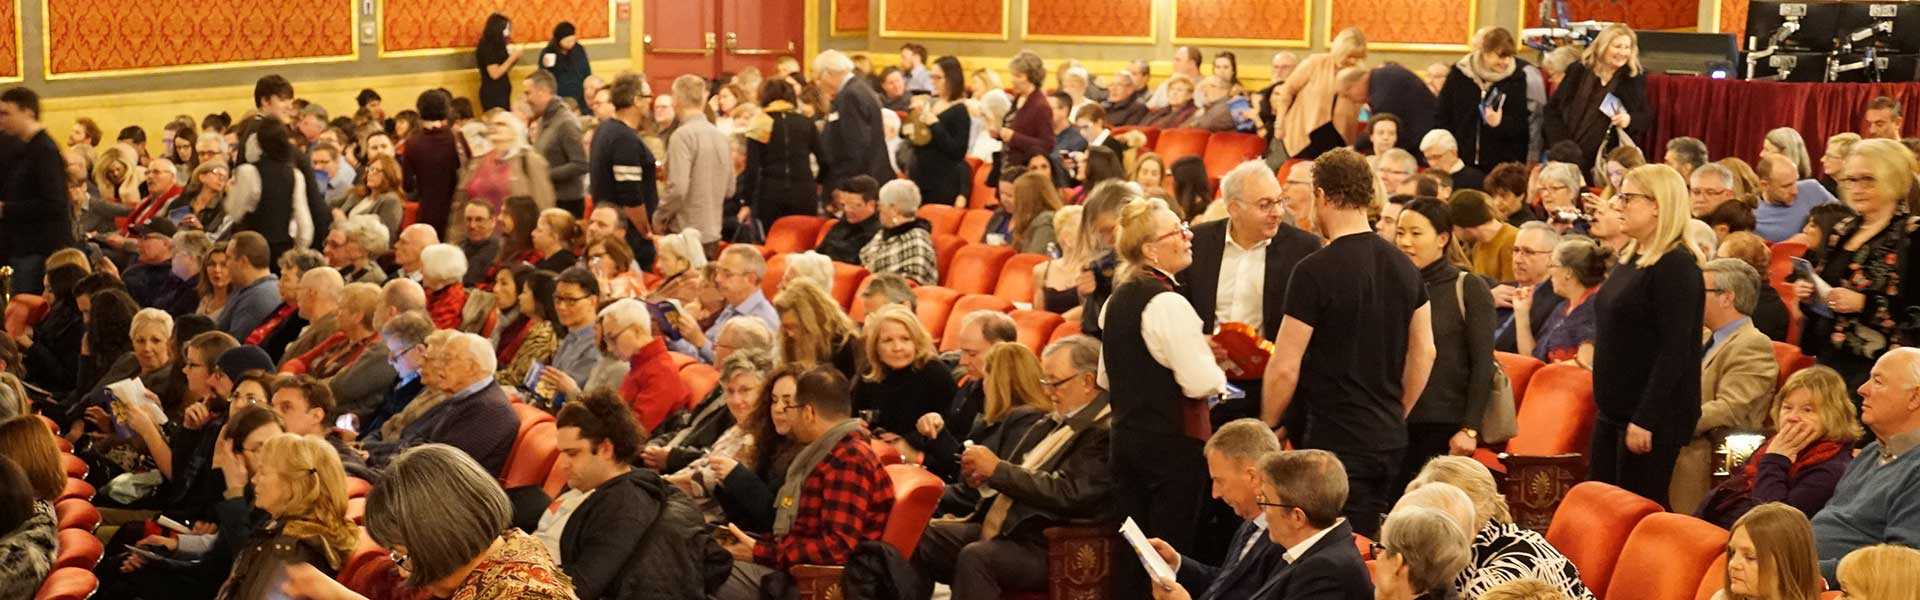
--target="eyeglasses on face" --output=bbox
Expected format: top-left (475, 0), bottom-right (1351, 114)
top-left (1039, 371), bottom-right (1086, 389)
top-left (1153, 223), bottom-right (1193, 244)
top-left (1240, 196), bottom-right (1288, 213)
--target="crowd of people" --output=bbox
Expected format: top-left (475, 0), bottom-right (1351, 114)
top-left (2, 11), bottom-right (1920, 600)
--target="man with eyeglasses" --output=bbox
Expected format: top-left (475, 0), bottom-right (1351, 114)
top-left (1687, 162), bottom-right (1740, 219)
top-left (363, 332), bottom-right (517, 476)
top-left (1754, 154), bottom-right (1837, 243)
top-left (360, 312), bottom-right (431, 440)
top-left (1150, 449), bottom-right (1371, 600)
top-left (671, 245), bottom-right (779, 363)
top-left (1144, 419), bottom-right (1286, 600)
top-left (1183, 160), bottom-right (1322, 429)
top-left (909, 335), bottom-right (1114, 600)
top-left (1074, 104), bottom-right (1128, 158)
top-left (1492, 223), bottom-right (1564, 354)
top-left (916, 310), bottom-right (1017, 505)
top-left (1672, 258), bottom-right (1776, 514)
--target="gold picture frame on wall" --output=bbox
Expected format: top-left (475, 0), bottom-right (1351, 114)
top-left (1023, 0), bottom-right (1158, 45)
top-left (39, 0), bottom-right (359, 80)
top-left (877, 0), bottom-right (1011, 41)
top-left (376, 0), bottom-right (618, 59)
top-left (1170, 0), bottom-right (1313, 49)
top-left (1323, 0), bottom-right (1480, 53)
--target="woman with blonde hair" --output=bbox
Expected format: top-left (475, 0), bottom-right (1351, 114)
top-left (1409, 456), bottom-right (1596, 599)
top-left (773, 279), bottom-right (860, 378)
top-left (530, 208), bottom-right (582, 272)
top-left (1793, 138), bottom-right (1920, 390)
top-left (1132, 153), bottom-right (1168, 194)
top-left (1271, 27), bottom-right (1369, 158)
top-left (1697, 366), bottom-right (1862, 528)
top-left (216, 433), bottom-right (357, 598)
top-left (1006, 171), bottom-right (1061, 254)
top-left (1590, 163), bottom-right (1703, 502)
top-left (1836, 545), bottom-right (1920, 600)
top-left (1033, 205), bottom-right (1088, 317)
top-left (1712, 503), bottom-right (1822, 600)
top-left (850, 305), bottom-right (952, 460)
top-left (919, 340), bottom-right (1052, 493)
top-left (93, 143), bottom-right (143, 206)
top-left (1761, 128), bottom-right (1815, 181)
top-left (1718, 157), bottom-right (1764, 209)
top-left (1544, 24), bottom-right (1651, 169)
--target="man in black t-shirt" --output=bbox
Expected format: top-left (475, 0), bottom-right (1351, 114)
top-left (591, 73), bottom-right (660, 271)
top-left (1261, 149), bottom-right (1435, 538)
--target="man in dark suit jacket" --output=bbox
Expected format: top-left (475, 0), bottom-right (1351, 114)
top-left (1492, 223), bottom-right (1565, 354)
top-left (815, 51), bottom-right (895, 190)
top-left (911, 337), bottom-right (1115, 600)
top-left (1148, 420), bottom-right (1287, 600)
top-left (1182, 161), bottom-right (1322, 427)
top-left (1074, 104), bottom-right (1131, 159)
top-left (1250, 450), bottom-right (1372, 600)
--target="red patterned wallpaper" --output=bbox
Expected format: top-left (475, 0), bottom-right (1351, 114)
top-left (1525, 0), bottom-right (1698, 31)
top-left (883, 0), bottom-right (1002, 36)
top-left (383, 0), bottom-right (611, 53)
top-left (1721, 0), bottom-right (1749, 47)
top-left (0, 0), bottom-right (17, 79)
top-left (833, 0), bottom-right (869, 33)
top-left (1028, 0), bottom-right (1151, 39)
top-left (1329, 0), bottom-right (1473, 46)
top-left (1174, 0), bottom-right (1308, 42)
top-left (43, 0), bottom-right (353, 76)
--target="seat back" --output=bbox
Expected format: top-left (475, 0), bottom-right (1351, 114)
top-left (1048, 319), bottom-right (1084, 345)
top-left (814, 219), bottom-right (840, 247)
top-left (943, 244), bottom-right (1016, 295)
top-left (1506, 364), bottom-right (1596, 456)
top-left (1154, 128), bottom-right (1211, 163)
top-left (543, 451), bottom-right (575, 498)
top-left (344, 476), bottom-right (371, 499)
top-left (880, 464), bottom-right (946, 560)
top-left (940, 294), bottom-right (1016, 351)
top-left (680, 363), bottom-right (722, 410)
top-left (1606, 513), bottom-right (1730, 600)
top-left (60, 453), bottom-right (86, 479)
top-left (762, 253), bottom-right (791, 299)
top-left (1010, 310), bottom-right (1066, 354)
top-left (1695, 555), bottom-right (1728, 600)
top-left (969, 161), bottom-right (997, 209)
top-left (1772, 341), bottom-right (1806, 390)
top-left (5, 294), bottom-right (48, 339)
top-left (912, 286), bottom-right (964, 340)
top-left (918, 204), bottom-right (965, 236)
top-left (668, 351), bottom-right (699, 371)
top-left (932, 234), bottom-right (967, 282)
top-left (33, 567), bottom-right (98, 600)
top-left (501, 420), bottom-right (558, 489)
top-left (1767, 242), bottom-right (1806, 288)
top-left (831, 262), bottom-right (871, 310)
top-left (993, 253), bottom-right (1051, 304)
top-left (956, 210), bottom-right (996, 244)
top-left (1545, 481), bottom-right (1664, 597)
top-left (53, 498), bottom-right (99, 531)
top-left (53, 528), bottom-right (103, 571)
top-left (58, 478), bottom-right (93, 502)
top-left (870, 439), bottom-right (904, 466)
top-left (1493, 352), bottom-right (1546, 409)
top-left (765, 216), bottom-right (829, 254)
top-left (1202, 132), bottom-right (1267, 180)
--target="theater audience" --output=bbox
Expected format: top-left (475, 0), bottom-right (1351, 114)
top-left (814, 51), bottom-right (894, 189)
top-left (742, 78), bottom-right (824, 223)
top-left (1754, 154), bottom-right (1838, 244)
top-left (657, 351), bottom-right (775, 505)
top-left (1835, 545), bottom-right (1920, 600)
top-left (1690, 162), bottom-right (1741, 220)
top-left (1711, 503), bottom-right (1823, 600)
top-left (1819, 133), bottom-right (1860, 195)
top-left (772, 279), bottom-right (859, 377)
top-left (1713, 232), bottom-right (1789, 341)
top-left (1492, 223), bottom-right (1561, 352)
top-left (1453, 191), bottom-right (1518, 281)
top-left (325, 215), bottom-right (391, 284)
top-left (599, 298), bottom-right (690, 432)
top-left (861, 179), bottom-right (939, 285)
top-left (0, 455), bottom-right (54, 599)
top-left (1513, 236), bottom-right (1606, 365)
top-left (1406, 456), bottom-right (1593, 599)
top-left (389, 223), bottom-right (437, 283)
top-left (1696, 366), bottom-right (1859, 528)
top-left (999, 51), bottom-right (1056, 171)
top-left (280, 266), bottom-right (344, 362)
top-left (922, 341), bottom-right (1052, 503)
top-left (1152, 450), bottom-right (1371, 600)
top-left (1370, 505), bottom-right (1472, 600)
top-left (1271, 28), bottom-right (1368, 159)
top-left (531, 208), bottom-right (581, 272)
top-left (1813, 347), bottom-right (1920, 579)
top-left (362, 312), bottom-right (431, 436)
top-left (1145, 77), bottom-right (1200, 130)
top-left (333, 155), bottom-right (404, 238)
top-left (362, 332), bottom-right (517, 476)
top-left (454, 110), bottom-right (554, 238)
top-left (850, 305), bottom-right (953, 457)
top-left (1423, 130), bottom-right (1487, 192)
top-left (1145, 419), bottom-right (1286, 600)
top-left (817, 177), bottom-right (884, 264)
top-left (1672, 259), bottom-right (1780, 513)
top-left (282, 283), bottom-right (394, 419)
top-left (167, 160), bottom-right (231, 232)
top-left (671, 245), bottom-right (777, 362)
top-left (1437, 28), bottom-right (1531, 171)
top-left (214, 433), bottom-right (357, 596)
top-left (1393, 198), bottom-right (1494, 490)
top-left (525, 71), bottom-right (588, 216)
top-left (214, 232), bottom-right (282, 338)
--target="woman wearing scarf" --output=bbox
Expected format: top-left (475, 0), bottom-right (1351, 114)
top-left (540, 22), bottom-right (592, 113)
top-left (741, 78), bottom-right (823, 227)
top-left (1695, 366), bottom-right (1860, 529)
top-left (1436, 27), bottom-right (1534, 171)
top-left (1544, 24), bottom-right (1652, 171)
top-left (1269, 27), bottom-right (1368, 159)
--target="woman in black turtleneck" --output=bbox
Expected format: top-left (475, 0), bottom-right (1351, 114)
top-left (849, 306), bottom-right (954, 458)
top-left (1390, 198), bottom-right (1495, 492)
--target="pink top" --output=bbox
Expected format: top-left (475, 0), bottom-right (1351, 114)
top-left (464, 154), bottom-right (514, 213)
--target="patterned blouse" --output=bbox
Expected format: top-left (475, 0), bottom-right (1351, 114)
top-left (497, 320), bottom-right (557, 389)
top-left (1456, 522), bottom-right (1596, 600)
top-left (449, 530), bottom-right (574, 600)
top-left (860, 220), bottom-right (939, 285)
top-left (674, 426), bottom-right (755, 520)
top-left (1814, 212), bottom-right (1920, 360)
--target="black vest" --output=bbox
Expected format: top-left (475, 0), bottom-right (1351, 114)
top-left (1101, 273), bottom-right (1186, 437)
top-left (241, 159), bottom-right (296, 247)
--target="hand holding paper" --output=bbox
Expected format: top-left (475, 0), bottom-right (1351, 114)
top-left (1120, 518), bottom-right (1179, 585)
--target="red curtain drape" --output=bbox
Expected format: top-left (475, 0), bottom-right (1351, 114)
top-left (1647, 74), bottom-right (1920, 168)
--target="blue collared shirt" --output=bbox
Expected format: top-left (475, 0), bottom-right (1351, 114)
top-left (552, 324), bottom-right (601, 386)
top-left (1704, 316), bottom-right (1750, 360)
top-left (670, 290), bottom-right (780, 362)
top-left (451, 376), bottom-right (496, 401)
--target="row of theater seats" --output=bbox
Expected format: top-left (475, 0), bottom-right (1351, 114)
top-left (38, 414), bottom-right (103, 600)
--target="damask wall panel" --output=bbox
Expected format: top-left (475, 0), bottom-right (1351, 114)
top-left (1026, 0), bottom-right (1152, 42)
top-left (1720, 0), bottom-right (1749, 46)
top-left (880, 0), bottom-right (1006, 39)
top-left (833, 0), bottom-right (869, 35)
top-left (0, 0), bottom-right (18, 80)
top-left (382, 0), bottom-right (613, 55)
top-left (1329, 0), bottom-right (1475, 49)
top-left (1173, 0), bottom-right (1310, 46)
top-left (42, 0), bottom-right (354, 78)
top-left (1524, 0), bottom-right (1698, 31)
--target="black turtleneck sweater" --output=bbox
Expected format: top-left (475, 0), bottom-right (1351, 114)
top-left (1408, 260), bottom-right (1496, 427)
top-left (850, 360), bottom-right (956, 451)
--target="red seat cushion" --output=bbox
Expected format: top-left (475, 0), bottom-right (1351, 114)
top-left (1546, 482), bottom-right (1664, 597)
top-left (879, 464), bottom-right (945, 560)
top-left (53, 528), bottom-right (103, 571)
top-left (54, 498), bottom-right (99, 531)
top-left (1606, 513), bottom-right (1730, 600)
top-left (33, 567), bottom-right (98, 600)
top-left (939, 294), bottom-right (1016, 351)
top-left (764, 216), bottom-right (828, 254)
top-left (1507, 364), bottom-right (1595, 457)
top-left (993, 253), bottom-right (1050, 305)
top-left (942, 244), bottom-right (1015, 295)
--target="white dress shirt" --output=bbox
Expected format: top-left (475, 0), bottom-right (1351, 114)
top-left (1096, 268), bottom-right (1230, 398)
top-left (1281, 518), bottom-right (1346, 563)
top-left (1215, 227), bottom-right (1271, 333)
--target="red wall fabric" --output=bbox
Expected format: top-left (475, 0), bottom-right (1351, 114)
top-left (0, 0), bottom-right (18, 78)
top-left (1027, 0), bottom-right (1152, 39)
top-left (43, 0), bottom-right (353, 75)
top-left (882, 0), bottom-right (1001, 36)
top-left (833, 0), bottom-right (869, 33)
top-left (1329, 0), bottom-right (1474, 46)
top-left (1647, 74), bottom-right (1920, 168)
top-left (1173, 0), bottom-right (1308, 42)
top-left (383, 0), bottom-right (611, 53)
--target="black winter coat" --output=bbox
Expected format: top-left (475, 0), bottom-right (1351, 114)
top-left (1435, 60), bottom-right (1534, 170)
top-left (747, 108), bottom-right (825, 224)
top-left (558, 469), bottom-right (731, 599)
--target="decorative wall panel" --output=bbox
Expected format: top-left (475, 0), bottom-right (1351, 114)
top-left (1524, 0), bottom-right (1698, 31)
top-left (42, 0), bottom-right (354, 78)
top-left (0, 0), bottom-right (17, 80)
top-left (833, 0), bottom-right (869, 35)
top-left (879, 0), bottom-right (1006, 39)
top-left (1329, 0), bottom-right (1475, 49)
top-left (381, 0), bottom-right (613, 55)
top-left (1720, 0), bottom-right (1748, 47)
top-left (1173, 0), bottom-right (1310, 46)
top-left (1026, 0), bottom-right (1152, 43)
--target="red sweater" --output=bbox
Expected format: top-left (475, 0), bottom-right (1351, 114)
top-left (620, 337), bottom-right (690, 433)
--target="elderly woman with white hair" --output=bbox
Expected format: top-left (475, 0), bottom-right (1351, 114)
top-left (419, 243), bottom-right (499, 336)
top-left (324, 215), bottom-right (391, 284)
top-left (599, 298), bottom-right (692, 432)
top-left (647, 228), bottom-right (725, 326)
top-left (1533, 161), bottom-right (1589, 235)
top-left (282, 282), bottom-right (400, 420)
top-left (1408, 456), bottom-right (1596, 599)
top-left (451, 109), bottom-right (556, 242)
top-left (780, 251), bottom-right (835, 295)
top-left (1369, 505), bottom-right (1475, 600)
top-left (860, 179), bottom-right (939, 285)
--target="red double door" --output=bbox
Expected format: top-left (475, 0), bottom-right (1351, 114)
top-left (643, 0), bottom-right (805, 92)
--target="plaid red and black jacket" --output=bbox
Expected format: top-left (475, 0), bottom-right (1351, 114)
top-left (753, 430), bottom-right (894, 569)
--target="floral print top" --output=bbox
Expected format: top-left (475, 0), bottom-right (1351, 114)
top-left (1816, 211), bottom-right (1920, 360)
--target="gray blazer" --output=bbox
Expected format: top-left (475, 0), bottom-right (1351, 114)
top-left (534, 100), bottom-right (590, 202)
top-left (327, 340), bottom-right (399, 418)
top-left (333, 191), bottom-right (405, 242)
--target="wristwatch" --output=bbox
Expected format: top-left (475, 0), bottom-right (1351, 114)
top-left (1461, 428), bottom-right (1479, 440)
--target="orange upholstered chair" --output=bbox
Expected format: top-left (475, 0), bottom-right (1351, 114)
top-left (1202, 132), bottom-right (1267, 180)
top-left (668, 351), bottom-right (699, 371)
top-left (1545, 482), bottom-right (1664, 598)
top-left (1505, 364), bottom-right (1596, 457)
top-left (1154, 128), bottom-right (1212, 163)
top-left (501, 403), bottom-right (559, 489)
top-left (918, 204), bottom-right (965, 236)
top-left (54, 498), bottom-right (99, 531)
top-left (53, 528), bottom-right (103, 571)
top-left (814, 219), bottom-right (839, 247)
top-left (1493, 352), bottom-right (1545, 408)
top-left (1772, 341), bottom-right (1811, 389)
top-left (993, 253), bottom-right (1050, 304)
top-left (943, 244), bottom-right (1016, 295)
top-left (1605, 513), bottom-right (1730, 600)
top-left (5, 294), bottom-right (47, 339)
top-left (1049, 319), bottom-right (1084, 345)
top-left (932, 234), bottom-right (968, 281)
top-left (346, 496), bottom-right (367, 525)
top-left (956, 210), bottom-right (995, 244)
top-left (1695, 555), bottom-right (1727, 600)
top-left (1010, 310), bottom-right (1066, 354)
top-left (762, 253), bottom-right (791, 299)
top-left (1767, 242), bottom-right (1805, 288)
top-left (344, 476), bottom-right (371, 499)
top-left (831, 262), bottom-right (870, 310)
top-left (33, 567), bottom-right (99, 600)
top-left (58, 478), bottom-right (92, 502)
top-left (912, 286), bottom-right (964, 340)
top-left (543, 451), bottom-right (575, 498)
top-left (880, 464), bottom-right (945, 559)
top-left (969, 163), bottom-right (997, 209)
top-left (336, 528), bottom-right (383, 584)
top-left (1114, 126), bottom-right (1160, 151)
top-left (870, 439), bottom-right (904, 466)
top-left (60, 453), bottom-right (86, 479)
top-left (765, 216), bottom-right (829, 254)
top-left (940, 294), bottom-right (1016, 351)
top-left (680, 363), bottom-right (722, 409)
